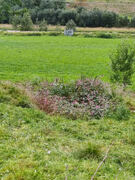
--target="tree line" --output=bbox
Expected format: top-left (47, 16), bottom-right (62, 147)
top-left (1, 0), bottom-right (135, 28)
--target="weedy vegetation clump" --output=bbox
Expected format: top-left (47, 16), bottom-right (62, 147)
top-left (34, 78), bottom-right (130, 120)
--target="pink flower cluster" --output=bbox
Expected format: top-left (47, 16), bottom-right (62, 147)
top-left (34, 78), bottom-right (119, 119)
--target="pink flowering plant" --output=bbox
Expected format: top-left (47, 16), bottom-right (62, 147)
top-left (34, 78), bottom-right (129, 120)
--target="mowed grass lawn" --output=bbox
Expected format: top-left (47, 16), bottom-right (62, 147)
top-left (0, 35), bottom-right (124, 83)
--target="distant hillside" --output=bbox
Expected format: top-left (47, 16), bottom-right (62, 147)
top-left (70, 0), bottom-right (135, 2)
top-left (68, 0), bottom-right (135, 16)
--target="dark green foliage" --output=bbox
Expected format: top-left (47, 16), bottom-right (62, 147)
top-left (37, 9), bottom-right (61, 25)
top-left (59, 9), bottom-right (78, 25)
top-left (110, 41), bottom-right (135, 86)
top-left (30, 8), bottom-right (39, 23)
top-left (0, 0), bottom-right (134, 28)
top-left (0, 0), bottom-right (21, 23)
top-left (77, 10), bottom-right (89, 27)
top-left (101, 10), bottom-right (117, 27)
top-left (77, 8), bottom-right (117, 28)
top-left (130, 16), bottom-right (135, 27)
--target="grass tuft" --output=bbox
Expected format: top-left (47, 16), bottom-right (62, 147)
top-left (74, 142), bottom-right (102, 160)
top-left (0, 81), bottom-right (32, 108)
top-left (128, 127), bottom-right (135, 145)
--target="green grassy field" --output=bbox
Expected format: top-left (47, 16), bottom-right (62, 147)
top-left (0, 35), bottom-right (135, 88)
top-left (0, 35), bottom-right (124, 81)
top-left (0, 35), bottom-right (135, 180)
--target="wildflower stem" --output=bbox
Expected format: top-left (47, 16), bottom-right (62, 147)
top-left (91, 142), bottom-right (114, 180)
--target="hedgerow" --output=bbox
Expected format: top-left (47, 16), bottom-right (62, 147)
top-left (1, 0), bottom-right (135, 28)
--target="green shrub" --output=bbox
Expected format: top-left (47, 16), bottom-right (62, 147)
top-left (20, 12), bottom-right (33, 31)
top-left (110, 41), bottom-right (135, 86)
top-left (66, 19), bottom-right (76, 32)
top-left (39, 19), bottom-right (48, 31)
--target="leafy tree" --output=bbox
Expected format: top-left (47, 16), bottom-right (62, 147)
top-left (110, 41), bottom-right (135, 86)
top-left (0, 0), bottom-right (21, 23)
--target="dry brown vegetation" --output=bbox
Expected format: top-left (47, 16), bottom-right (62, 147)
top-left (68, 1), bottom-right (135, 16)
top-left (1, 24), bottom-right (135, 33)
